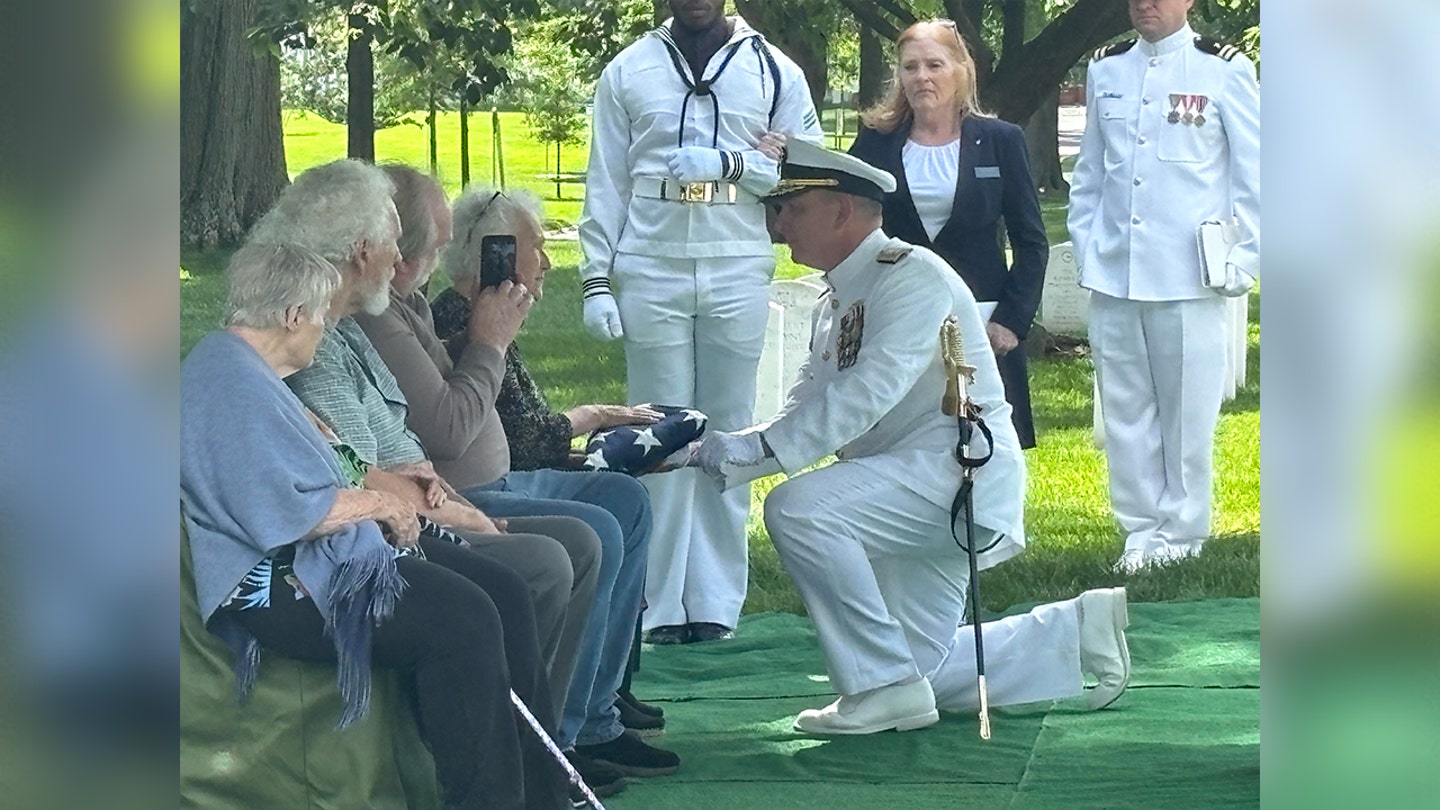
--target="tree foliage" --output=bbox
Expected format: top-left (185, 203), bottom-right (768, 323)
top-left (278, 14), bottom-right (429, 128)
top-left (542, 0), bottom-right (655, 80)
top-left (254, 0), bottom-right (542, 156)
top-left (509, 18), bottom-right (592, 153)
top-left (827, 0), bottom-right (1259, 122)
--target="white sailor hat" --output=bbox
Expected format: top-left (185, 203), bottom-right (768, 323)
top-left (765, 139), bottom-right (897, 202)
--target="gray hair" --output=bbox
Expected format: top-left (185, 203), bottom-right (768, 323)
top-left (247, 159), bottom-right (399, 266)
top-left (442, 185), bottom-right (544, 284)
top-left (853, 195), bottom-right (885, 222)
top-left (382, 164), bottom-right (445, 263)
top-left (225, 242), bottom-right (342, 329)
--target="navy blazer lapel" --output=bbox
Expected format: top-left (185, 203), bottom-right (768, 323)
top-left (934, 115), bottom-right (984, 244)
top-left (884, 119), bottom-right (932, 247)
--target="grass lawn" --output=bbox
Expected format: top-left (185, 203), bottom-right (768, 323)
top-left (183, 234), bottom-right (1259, 614)
top-left (283, 109), bottom-right (869, 232)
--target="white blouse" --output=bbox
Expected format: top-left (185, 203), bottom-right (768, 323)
top-left (901, 138), bottom-right (961, 241)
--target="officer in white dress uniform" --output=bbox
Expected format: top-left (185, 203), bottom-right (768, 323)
top-left (578, 0), bottom-right (824, 642)
top-left (691, 140), bottom-right (1132, 734)
top-left (1067, 0), bottom-right (1260, 573)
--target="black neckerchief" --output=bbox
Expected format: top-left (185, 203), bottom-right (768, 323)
top-left (671, 18), bottom-right (733, 79)
top-left (658, 20), bottom-right (749, 148)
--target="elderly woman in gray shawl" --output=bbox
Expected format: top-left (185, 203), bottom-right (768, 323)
top-left (180, 244), bottom-right (567, 810)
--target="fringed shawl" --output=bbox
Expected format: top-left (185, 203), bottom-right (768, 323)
top-left (181, 331), bottom-right (405, 726)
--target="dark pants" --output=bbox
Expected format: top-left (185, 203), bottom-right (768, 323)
top-left (998, 347), bottom-right (1037, 449)
top-left (235, 537), bottom-right (566, 810)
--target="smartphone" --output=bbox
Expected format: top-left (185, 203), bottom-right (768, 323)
top-left (479, 234), bottom-right (518, 290)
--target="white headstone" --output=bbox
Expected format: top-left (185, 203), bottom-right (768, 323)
top-left (1039, 242), bottom-right (1089, 336)
top-left (756, 277), bottom-right (827, 422)
top-left (755, 301), bottom-right (786, 423)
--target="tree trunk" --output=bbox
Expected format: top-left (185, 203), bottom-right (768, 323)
top-left (981, 0), bottom-right (1131, 123)
top-left (346, 11), bottom-right (375, 161)
top-left (459, 100), bottom-right (470, 188)
top-left (1024, 85), bottom-right (1068, 194)
top-left (844, 0), bottom-right (1132, 127)
top-left (180, 0), bottom-right (288, 249)
top-left (857, 23), bottom-right (888, 109)
top-left (734, 0), bottom-right (828, 113)
top-left (554, 141), bottom-right (563, 199)
top-left (427, 89), bottom-right (438, 174)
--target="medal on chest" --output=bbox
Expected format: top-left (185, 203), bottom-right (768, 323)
top-left (1167, 93), bottom-right (1210, 126)
top-left (835, 300), bottom-right (865, 371)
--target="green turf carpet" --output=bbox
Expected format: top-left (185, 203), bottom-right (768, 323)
top-left (608, 599), bottom-right (1259, 809)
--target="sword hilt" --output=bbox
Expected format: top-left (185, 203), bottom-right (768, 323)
top-left (940, 316), bottom-right (976, 417)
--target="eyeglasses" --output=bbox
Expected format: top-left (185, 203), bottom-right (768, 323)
top-left (913, 18), bottom-right (966, 50)
top-left (463, 189), bottom-right (506, 257)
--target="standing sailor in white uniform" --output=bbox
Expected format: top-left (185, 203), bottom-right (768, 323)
top-left (579, 0), bottom-right (824, 644)
top-left (691, 140), bottom-right (1133, 734)
top-left (1067, 0), bottom-right (1261, 572)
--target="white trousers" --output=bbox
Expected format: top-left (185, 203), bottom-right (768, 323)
top-left (763, 461), bottom-right (1084, 709)
top-left (614, 252), bottom-right (774, 629)
top-left (1089, 294), bottom-right (1228, 557)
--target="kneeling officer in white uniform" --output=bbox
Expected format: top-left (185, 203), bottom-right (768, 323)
top-left (690, 140), bottom-right (1133, 734)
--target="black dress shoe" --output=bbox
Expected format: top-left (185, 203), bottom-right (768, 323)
top-left (618, 687), bottom-right (664, 719)
top-left (617, 692), bottom-right (665, 737)
top-left (563, 750), bottom-right (627, 798)
top-left (641, 624), bottom-right (689, 645)
top-left (576, 730), bottom-right (681, 777)
top-left (686, 622), bottom-right (735, 643)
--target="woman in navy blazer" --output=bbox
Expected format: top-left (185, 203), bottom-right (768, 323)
top-left (849, 20), bottom-right (1048, 448)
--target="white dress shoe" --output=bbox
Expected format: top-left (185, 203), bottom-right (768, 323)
top-left (793, 678), bottom-right (940, 735)
top-left (1077, 587), bottom-right (1131, 710)
top-left (1113, 549), bottom-right (1148, 575)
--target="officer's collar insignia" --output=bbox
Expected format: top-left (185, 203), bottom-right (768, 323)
top-left (836, 300), bottom-right (865, 371)
top-left (876, 246), bottom-right (912, 264)
top-left (1167, 94), bottom-right (1210, 126)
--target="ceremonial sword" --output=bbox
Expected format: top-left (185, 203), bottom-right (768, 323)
top-left (941, 315), bottom-right (997, 740)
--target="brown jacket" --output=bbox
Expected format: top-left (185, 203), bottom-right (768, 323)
top-left (354, 290), bottom-right (510, 490)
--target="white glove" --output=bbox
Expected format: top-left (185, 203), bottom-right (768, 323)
top-left (693, 431), bottom-right (765, 487)
top-left (1217, 264), bottom-right (1256, 297)
top-left (667, 146), bottom-right (724, 184)
top-left (583, 293), bottom-right (624, 340)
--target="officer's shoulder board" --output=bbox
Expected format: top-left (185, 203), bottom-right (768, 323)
top-left (876, 246), bottom-right (913, 265)
top-left (1092, 39), bottom-right (1137, 61)
top-left (1193, 36), bottom-right (1244, 61)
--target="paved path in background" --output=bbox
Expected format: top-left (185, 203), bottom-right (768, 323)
top-left (1059, 103), bottom-right (1086, 159)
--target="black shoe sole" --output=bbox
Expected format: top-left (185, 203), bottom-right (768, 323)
top-left (623, 724), bottom-right (665, 739)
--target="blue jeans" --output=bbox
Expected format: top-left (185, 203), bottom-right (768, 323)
top-left (461, 469), bottom-right (651, 748)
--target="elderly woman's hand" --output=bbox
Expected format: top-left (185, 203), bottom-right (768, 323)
top-left (373, 490), bottom-right (421, 550)
top-left (468, 280), bottom-right (534, 352)
top-left (986, 322), bottom-right (1021, 356)
top-left (387, 461), bottom-right (447, 509)
top-left (565, 403), bottom-right (664, 437)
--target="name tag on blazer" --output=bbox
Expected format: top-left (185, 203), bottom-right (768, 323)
top-left (975, 166), bottom-right (1001, 179)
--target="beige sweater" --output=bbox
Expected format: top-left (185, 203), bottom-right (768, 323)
top-left (354, 290), bottom-right (510, 490)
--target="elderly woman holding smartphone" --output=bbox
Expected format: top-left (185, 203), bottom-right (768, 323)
top-left (848, 19), bottom-right (1048, 448)
top-left (429, 190), bottom-right (664, 471)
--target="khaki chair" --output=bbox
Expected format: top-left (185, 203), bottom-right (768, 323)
top-left (181, 524), bottom-right (440, 809)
